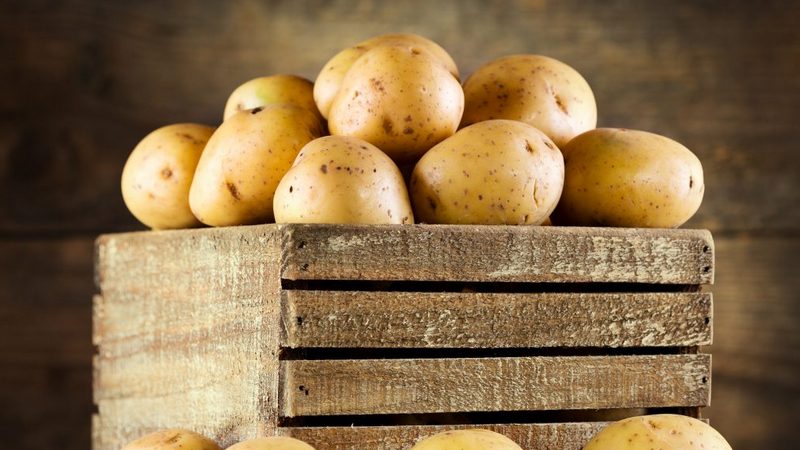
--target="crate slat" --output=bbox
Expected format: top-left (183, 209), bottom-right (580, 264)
top-left (277, 422), bottom-right (609, 450)
top-left (282, 291), bottom-right (712, 348)
top-left (280, 224), bottom-right (714, 284)
top-left (280, 354), bottom-right (711, 417)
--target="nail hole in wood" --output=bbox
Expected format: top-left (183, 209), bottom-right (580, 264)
top-left (298, 241), bottom-right (306, 249)
top-left (702, 266), bottom-right (711, 273)
top-left (702, 376), bottom-right (708, 384)
top-left (702, 245), bottom-right (710, 253)
top-left (296, 316), bottom-right (304, 326)
top-left (704, 317), bottom-right (710, 325)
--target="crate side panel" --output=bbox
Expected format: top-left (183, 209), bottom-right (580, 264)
top-left (280, 355), bottom-right (711, 416)
top-left (277, 422), bottom-right (608, 450)
top-left (280, 225), bottom-right (714, 284)
top-left (282, 291), bottom-right (712, 348)
top-left (93, 225), bottom-right (282, 450)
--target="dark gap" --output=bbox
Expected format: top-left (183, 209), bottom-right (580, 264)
top-left (278, 346), bottom-right (692, 360)
top-left (281, 279), bottom-right (700, 293)
top-left (278, 407), bottom-right (694, 427)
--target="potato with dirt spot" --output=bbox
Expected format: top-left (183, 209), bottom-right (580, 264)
top-left (583, 414), bottom-right (731, 450)
top-left (225, 436), bottom-right (316, 450)
top-left (314, 33), bottom-right (459, 120)
top-left (410, 120), bottom-right (563, 225)
top-left (461, 54), bottom-right (597, 148)
top-left (189, 104), bottom-right (323, 226)
top-left (410, 429), bottom-right (522, 450)
top-left (273, 135), bottom-right (413, 224)
top-left (121, 429), bottom-right (220, 450)
top-left (552, 128), bottom-right (704, 228)
top-left (121, 123), bottom-right (214, 229)
top-left (223, 75), bottom-right (322, 122)
top-left (328, 44), bottom-right (464, 163)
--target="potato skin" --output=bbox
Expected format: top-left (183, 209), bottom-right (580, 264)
top-left (189, 105), bottom-right (323, 226)
top-left (314, 33), bottom-right (459, 120)
top-left (121, 123), bottom-right (214, 229)
top-left (121, 429), bottom-right (220, 450)
top-left (223, 75), bottom-right (322, 122)
top-left (225, 436), bottom-right (315, 450)
top-left (461, 54), bottom-right (596, 148)
top-left (328, 44), bottom-right (464, 163)
top-left (410, 120), bottom-right (564, 225)
top-left (273, 136), bottom-right (414, 224)
top-left (583, 414), bottom-right (731, 450)
top-left (410, 429), bottom-right (522, 450)
top-left (552, 128), bottom-right (704, 228)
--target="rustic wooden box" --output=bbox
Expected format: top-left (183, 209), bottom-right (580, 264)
top-left (93, 224), bottom-right (714, 450)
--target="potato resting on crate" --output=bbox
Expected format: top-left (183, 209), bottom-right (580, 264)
top-left (93, 224), bottom-right (714, 450)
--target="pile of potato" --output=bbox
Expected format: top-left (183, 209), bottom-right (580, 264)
top-left (121, 33), bottom-right (705, 230)
top-left (122, 414), bottom-right (731, 450)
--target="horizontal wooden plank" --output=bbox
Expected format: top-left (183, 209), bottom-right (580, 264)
top-left (282, 291), bottom-right (712, 348)
top-left (280, 354), bottom-right (710, 417)
top-left (276, 422), bottom-right (608, 450)
top-left (280, 224), bottom-right (714, 284)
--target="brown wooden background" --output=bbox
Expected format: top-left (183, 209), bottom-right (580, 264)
top-left (1, 0), bottom-right (798, 448)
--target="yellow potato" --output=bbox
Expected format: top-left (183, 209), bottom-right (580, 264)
top-left (410, 120), bottom-right (564, 225)
top-left (225, 436), bottom-right (315, 450)
top-left (552, 128), bottom-right (704, 227)
top-left (121, 123), bottom-right (214, 229)
top-left (274, 135), bottom-right (413, 224)
top-left (461, 54), bottom-right (597, 148)
top-left (189, 105), bottom-right (323, 226)
top-left (410, 429), bottom-right (522, 450)
top-left (121, 429), bottom-right (220, 450)
top-left (328, 44), bottom-right (464, 163)
top-left (223, 75), bottom-right (322, 123)
top-left (314, 33), bottom-right (459, 120)
top-left (583, 414), bottom-right (731, 450)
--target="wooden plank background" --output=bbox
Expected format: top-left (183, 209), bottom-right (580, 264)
top-left (0, 0), bottom-right (797, 449)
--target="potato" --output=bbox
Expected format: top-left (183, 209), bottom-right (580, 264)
top-left (189, 104), bottom-right (323, 226)
top-left (461, 54), bottom-right (597, 148)
top-left (314, 33), bottom-right (459, 120)
top-left (121, 123), bottom-right (214, 229)
top-left (121, 429), bottom-right (220, 450)
top-left (223, 75), bottom-right (322, 123)
top-left (225, 436), bottom-right (315, 450)
top-left (273, 135), bottom-right (413, 224)
top-left (410, 119), bottom-right (564, 225)
top-left (583, 414), bottom-right (732, 450)
top-left (410, 429), bottom-right (522, 450)
top-left (551, 128), bottom-right (704, 227)
top-left (328, 44), bottom-right (464, 163)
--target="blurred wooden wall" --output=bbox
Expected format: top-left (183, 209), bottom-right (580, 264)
top-left (1, 1), bottom-right (798, 448)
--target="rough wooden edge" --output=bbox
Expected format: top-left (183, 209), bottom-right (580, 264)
top-left (279, 224), bottom-right (715, 284)
top-left (281, 291), bottom-right (713, 348)
top-left (280, 354), bottom-right (711, 417)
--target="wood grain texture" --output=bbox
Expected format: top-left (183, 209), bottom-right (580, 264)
top-left (93, 226), bottom-right (284, 450)
top-left (280, 355), bottom-right (711, 417)
top-left (282, 290), bottom-right (712, 348)
top-left (281, 224), bottom-right (714, 284)
top-left (277, 422), bottom-right (608, 450)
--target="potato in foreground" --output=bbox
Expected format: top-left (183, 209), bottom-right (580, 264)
top-left (121, 429), bottom-right (220, 450)
top-left (223, 75), bottom-right (322, 123)
top-left (583, 414), bottom-right (731, 450)
top-left (121, 123), bottom-right (214, 229)
top-left (226, 436), bottom-right (315, 450)
top-left (410, 120), bottom-right (564, 225)
top-left (189, 104), bottom-right (323, 227)
top-left (410, 429), bottom-right (522, 450)
top-left (274, 136), bottom-right (413, 224)
top-left (462, 54), bottom-right (597, 148)
top-left (552, 128), bottom-right (704, 228)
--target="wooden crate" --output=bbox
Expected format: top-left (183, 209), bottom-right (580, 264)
top-left (93, 224), bottom-right (714, 450)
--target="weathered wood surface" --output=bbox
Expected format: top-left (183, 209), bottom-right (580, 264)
top-left (281, 224), bottom-right (714, 284)
top-left (277, 422), bottom-right (608, 450)
top-left (93, 227), bottom-right (283, 450)
top-left (282, 290), bottom-right (712, 348)
top-left (280, 355), bottom-right (711, 417)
